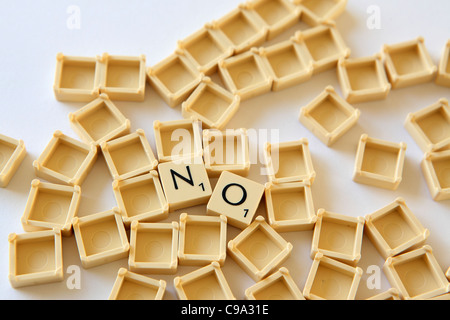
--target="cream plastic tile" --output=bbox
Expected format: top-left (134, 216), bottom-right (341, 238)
top-left (265, 181), bottom-right (316, 232)
top-left (178, 213), bottom-right (227, 267)
top-left (227, 216), bottom-right (293, 282)
top-left (68, 94), bottom-right (131, 147)
top-left (293, 0), bottom-right (348, 24)
top-left (97, 53), bottom-right (147, 101)
top-left (245, 267), bottom-right (305, 300)
top-left (365, 198), bottom-right (430, 260)
top-left (337, 55), bottom-right (391, 104)
top-left (72, 208), bottom-right (129, 269)
top-left (112, 171), bottom-right (169, 226)
top-left (383, 245), bottom-right (450, 300)
top-left (421, 150), bottom-right (450, 201)
top-left (147, 50), bottom-right (203, 108)
top-left (128, 221), bottom-right (179, 274)
top-left (213, 4), bottom-right (268, 55)
top-left (158, 160), bottom-right (212, 212)
top-left (21, 180), bottom-right (81, 237)
top-left (353, 134), bottom-right (407, 190)
top-left (33, 131), bottom-right (98, 187)
top-left (436, 40), bottom-right (450, 87)
top-left (53, 53), bottom-right (101, 102)
top-left (259, 37), bottom-right (314, 91)
top-left (218, 49), bottom-right (273, 101)
top-left (405, 99), bottom-right (450, 153)
top-left (109, 268), bottom-right (166, 300)
top-left (303, 253), bottom-right (363, 300)
top-left (383, 37), bottom-right (437, 89)
top-left (366, 288), bottom-right (401, 300)
top-left (101, 129), bottom-right (158, 181)
top-left (153, 119), bottom-right (203, 163)
top-left (428, 293), bottom-right (450, 300)
top-left (181, 77), bottom-right (241, 130)
top-left (0, 133), bottom-right (26, 188)
top-left (264, 139), bottom-right (316, 184)
top-left (203, 128), bottom-right (250, 178)
top-left (311, 209), bottom-right (365, 266)
top-left (295, 23), bottom-right (350, 74)
top-left (174, 261), bottom-right (236, 300)
top-left (8, 229), bottom-right (63, 288)
top-left (299, 86), bottom-right (360, 147)
top-left (207, 171), bottom-right (265, 230)
top-left (247, 0), bottom-right (301, 41)
top-left (177, 24), bottom-right (234, 76)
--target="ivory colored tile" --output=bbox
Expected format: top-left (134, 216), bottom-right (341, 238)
top-left (405, 98), bottom-right (450, 153)
top-left (207, 171), bottom-right (265, 229)
top-left (264, 139), bottom-right (316, 185)
top-left (213, 5), bottom-right (268, 55)
top-left (365, 198), bottom-right (430, 260)
top-left (97, 53), bottom-right (147, 101)
top-left (158, 160), bottom-right (212, 212)
top-left (101, 129), bottom-right (158, 181)
top-left (72, 208), bottom-right (129, 269)
top-left (178, 24), bottom-right (234, 76)
top-left (303, 253), bottom-right (363, 300)
top-left (353, 134), bottom-right (407, 190)
top-left (109, 268), bottom-right (166, 300)
top-left (259, 38), bottom-right (314, 91)
top-left (299, 86), bottom-right (360, 147)
top-left (295, 23), bottom-right (350, 74)
top-left (245, 267), bottom-right (305, 300)
top-left (21, 180), bottom-right (81, 237)
top-left (265, 181), bottom-right (316, 232)
top-left (68, 93), bottom-right (131, 146)
top-left (112, 171), bottom-right (169, 226)
top-left (174, 261), bottom-right (236, 300)
top-left (366, 288), bottom-right (401, 301)
top-left (128, 221), bottom-right (179, 274)
top-left (383, 37), bottom-right (437, 89)
top-left (181, 77), bottom-right (240, 130)
top-left (147, 51), bottom-right (203, 108)
top-left (428, 293), bottom-right (450, 300)
top-left (247, 0), bottom-right (301, 40)
top-left (337, 55), bottom-right (391, 104)
top-left (421, 150), bottom-right (450, 201)
top-left (227, 216), bottom-right (293, 282)
top-left (33, 131), bottom-right (98, 187)
top-left (0, 133), bottom-right (26, 188)
top-left (293, 0), bottom-right (348, 24)
top-left (218, 49), bottom-right (273, 101)
top-left (53, 53), bottom-right (101, 102)
top-left (178, 213), bottom-right (227, 266)
top-left (311, 209), bottom-right (365, 266)
top-left (203, 128), bottom-right (250, 178)
top-left (153, 119), bottom-right (203, 163)
top-left (436, 40), bottom-right (450, 87)
top-left (8, 229), bottom-right (63, 288)
top-left (383, 245), bottom-right (450, 300)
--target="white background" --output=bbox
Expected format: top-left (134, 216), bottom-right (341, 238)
top-left (0, 0), bottom-right (449, 300)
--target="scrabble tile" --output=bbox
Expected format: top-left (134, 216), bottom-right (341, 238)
top-left (109, 268), bottom-right (166, 300)
top-left (227, 216), bottom-right (293, 281)
top-left (101, 129), bottom-right (158, 181)
top-left (207, 171), bottom-right (265, 229)
top-left (33, 131), bottom-right (98, 186)
top-left (178, 213), bottom-right (227, 266)
top-left (158, 160), bottom-right (212, 212)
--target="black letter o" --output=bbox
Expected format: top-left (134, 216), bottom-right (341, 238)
top-left (222, 183), bottom-right (247, 206)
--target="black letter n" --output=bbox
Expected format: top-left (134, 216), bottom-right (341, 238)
top-left (170, 166), bottom-right (194, 190)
